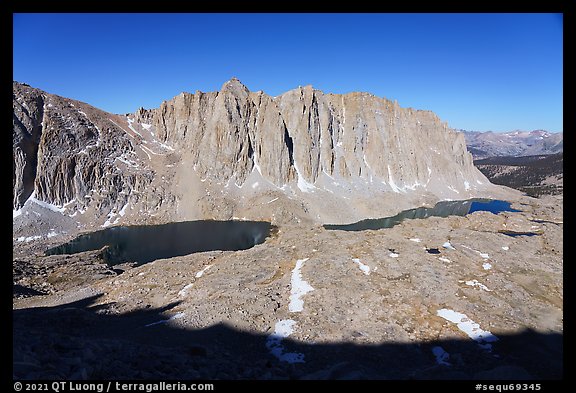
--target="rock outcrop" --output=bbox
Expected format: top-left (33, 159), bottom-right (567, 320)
top-left (13, 83), bottom-right (44, 210)
top-left (13, 78), bottom-right (503, 229)
top-left (13, 82), bottom-right (154, 220)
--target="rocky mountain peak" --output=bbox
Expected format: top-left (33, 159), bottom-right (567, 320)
top-left (13, 80), bottom-right (505, 229)
top-left (220, 77), bottom-right (250, 98)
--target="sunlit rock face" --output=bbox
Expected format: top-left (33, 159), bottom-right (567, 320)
top-left (13, 79), bottom-right (497, 229)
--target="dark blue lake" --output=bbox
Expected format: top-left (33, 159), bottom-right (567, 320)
top-left (45, 220), bottom-right (275, 265)
top-left (324, 199), bottom-right (521, 231)
top-left (468, 199), bottom-right (521, 214)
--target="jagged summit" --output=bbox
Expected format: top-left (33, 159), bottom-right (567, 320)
top-left (12, 80), bottom-right (510, 230)
top-left (220, 77), bottom-right (250, 97)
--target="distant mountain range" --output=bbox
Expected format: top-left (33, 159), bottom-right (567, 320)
top-left (461, 130), bottom-right (563, 159)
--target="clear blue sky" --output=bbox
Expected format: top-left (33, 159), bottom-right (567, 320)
top-left (13, 13), bottom-right (563, 132)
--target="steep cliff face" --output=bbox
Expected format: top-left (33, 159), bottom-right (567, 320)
top-left (275, 86), bottom-right (481, 194)
top-left (151, 78), bottom-right (487, 195)
top-left (12, 82), bottom-right (154, 222)
top-left (13, 79), bottom-right (498, 231)
top-left (13, 83), bottom-right (44, 210)
top-left (152, 79), bottom-right (294, 187)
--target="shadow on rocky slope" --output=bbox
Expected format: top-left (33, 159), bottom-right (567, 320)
top-left (13, 295), bottom-right (562, 380)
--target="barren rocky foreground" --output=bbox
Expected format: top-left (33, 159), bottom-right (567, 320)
top-left (13, 194), bottom-right (562, 380)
